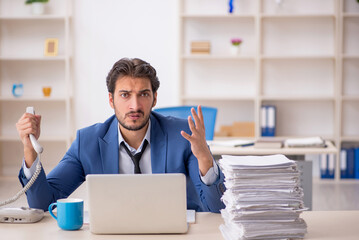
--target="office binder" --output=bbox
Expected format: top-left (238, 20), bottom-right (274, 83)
top-left (347, 148), bottom-right (355, 179)
top-left (320, 153), bottom-right (328, 179)
top-left (261, 105), bottom-right (276, 137)
top-left (340, 149), bottom-right (347, 179)
top-left (355, 148), bottom-right (359, 179)
top-left (261, 106), bottom-right (267, 137)
top-left (327, 153), bottom-right (335, 179)
top-left (267, 105), bottom-right (276, 137)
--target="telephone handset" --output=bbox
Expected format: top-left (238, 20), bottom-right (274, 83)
top-left (0, 107), bottom-right (44, 223)
top-left (26, 107), bottom-right (43, 154)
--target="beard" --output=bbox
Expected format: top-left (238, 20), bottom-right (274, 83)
top-left (117, 110), bottom-right (150, 131)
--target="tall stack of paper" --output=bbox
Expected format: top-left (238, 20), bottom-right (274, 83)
top-left (219, 154), bottom-right (307, 240)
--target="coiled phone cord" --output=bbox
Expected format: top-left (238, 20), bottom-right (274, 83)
top-left (0, 154), bottom-right (42, 207)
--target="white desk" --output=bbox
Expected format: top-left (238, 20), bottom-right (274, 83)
top-left (0, 211), bottom-right (358, 239)
top-left (209, 140), bottom-right (337, 156)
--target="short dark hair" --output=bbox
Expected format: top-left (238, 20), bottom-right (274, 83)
top-left (106, 58), bottom-right (160, 95)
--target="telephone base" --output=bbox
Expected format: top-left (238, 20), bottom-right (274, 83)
top-left (0, 207), bottom-right (44, 223)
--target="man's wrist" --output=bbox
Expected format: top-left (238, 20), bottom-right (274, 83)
top-left (24, 147), bottom-right (37, 168)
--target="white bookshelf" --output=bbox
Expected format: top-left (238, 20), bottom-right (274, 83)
top-left (0, 0), bottom-right (73, 176)
top-left (179, 0), bottom-right (359, 180)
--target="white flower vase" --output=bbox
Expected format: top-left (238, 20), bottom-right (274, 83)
top-left (31, 3), bottom-right (45, 15)
top-left (230, 45), bottom-right (240, 55)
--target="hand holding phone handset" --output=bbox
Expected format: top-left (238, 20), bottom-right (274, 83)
top-left (0, 107), bottom-right (44, 223)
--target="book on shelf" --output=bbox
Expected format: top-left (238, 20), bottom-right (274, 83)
top-left (190, 41), bottom-right (211, 54)
top-left (254, 138), bottom-right (283, 149)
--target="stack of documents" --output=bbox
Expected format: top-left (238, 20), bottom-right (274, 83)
top-left (218, 154), bottom-right (307, 240)
top-left (284, 137), bottom-right (326, 148)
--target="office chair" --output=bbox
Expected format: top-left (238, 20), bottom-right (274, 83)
top-left (153, 106), bottom-right (217, 140)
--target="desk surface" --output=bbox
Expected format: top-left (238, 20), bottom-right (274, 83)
top-left (1, 211), bottom-right (358, 239)
top-left (210, 140), bottom-right (337, 156)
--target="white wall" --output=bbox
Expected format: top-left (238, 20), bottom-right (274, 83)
top-left (73, 0), bottom-right (179, 129)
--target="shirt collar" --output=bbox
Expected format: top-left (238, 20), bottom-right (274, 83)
top-left (117, 119), bottom-right (151, 154)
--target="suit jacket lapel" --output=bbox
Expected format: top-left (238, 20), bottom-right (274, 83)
top-left (150, 114), bottom-right (167, 173)
top-left (99, 116), bottom-right (119, 174)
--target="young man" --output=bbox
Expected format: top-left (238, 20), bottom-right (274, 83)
top-left (16, 58), bottom-right (225, 212)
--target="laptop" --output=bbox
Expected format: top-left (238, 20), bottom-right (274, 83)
top-left (86, 173), bottom-right (188, 234)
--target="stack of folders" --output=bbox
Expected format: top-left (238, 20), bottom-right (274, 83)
top-left (218, 154), bottom-right (307, 240)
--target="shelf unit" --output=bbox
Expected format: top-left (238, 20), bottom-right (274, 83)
top-left (0, 0), bottom-right (73, 176)
top-left (178, 0), bottom-right (359, 180)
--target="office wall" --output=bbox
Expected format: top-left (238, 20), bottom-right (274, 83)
top-left (73, 0), bottom-right (179, 129)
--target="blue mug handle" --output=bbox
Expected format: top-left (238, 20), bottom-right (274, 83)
top-left (48, 203), bottom-right (58, 220)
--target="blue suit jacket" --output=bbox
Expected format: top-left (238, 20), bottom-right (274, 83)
top-left (19, 112), bottom-right (225, 212)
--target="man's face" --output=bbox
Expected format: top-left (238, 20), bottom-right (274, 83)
top-left (109, 76), bottom-right (157, 131)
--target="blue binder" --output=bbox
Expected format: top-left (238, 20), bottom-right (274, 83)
top-left (354, 148), bottom-right (359, 179)
top-left (266, 105), bottom-right (276, 137)
top-left (260, 106), bottom-right (267, 137)
top-left (327, 154), bottom-right (335, 179)
top-left (320, 153), bottom-right (328, 179)
top-left (347, 148), bottom-right (355, 179)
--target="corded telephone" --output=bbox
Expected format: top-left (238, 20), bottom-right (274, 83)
top-left (0, 107), bottom-right (44, 223)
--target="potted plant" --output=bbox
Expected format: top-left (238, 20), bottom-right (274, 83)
top-left (25, 0), bottom-right (49, 15)
top-left (230, 38), bottom-right (243, 55)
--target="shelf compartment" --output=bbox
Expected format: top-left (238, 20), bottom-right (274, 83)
top-left (341, 136), bottom-right (359, 143)
top-left (0, 97), bottom-right (67, 102)
top-left (0, 15), bottom-right (67, 20)
top-left (182, 0), bottom-right (256, 15)
top-left (261, 14), bottom-right (335, 19)
top-left (183, 59), bottom-right (256, 98)
top-left (262, 100), bottom-right (334, 137)
top-left (182, 95), bottom-right (255, 101)
top-left (343, 13), bottom-right (359, 18)
top-left (0, 20), bottom-right (65, 58)
top-left (0, 56), bottom-right (66, 61)
top-left (182, 55), bottom-right (255, 60)
top-left (342, 58), bottom-right (359, 96)
top-left (262, 17), bottom-right (335, 56)
top-left (343, 0), bottom-right (359, 14)
top-left (261, 0), bottom-right (335, 15)
top-left (342, 100), bottom-right (359, 137)
top-left (261, 96), bottom-right (335, 101)
top-left (0, 101), bottom-right (68, 138)
top-left (181, 14), bottom-right (255, 19)
top-left (183, 99), bottom-right (255, 133)
top-left (0, 141), bottom-right (67, 176)
top-left (0, 0), bottom-right (68, 17)
top-left (261, 58), bottom-right (334, 97)
top-left (261, 55), bottom-right (335, 60)
top-left (0, 61), bottom-right (66, 99)
top-left (183, 17), bottom-right (256, 56)
top-left (343, 17), bottom-right (359, 56)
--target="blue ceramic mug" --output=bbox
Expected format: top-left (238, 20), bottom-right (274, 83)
top-left (48, 198), bottom-right (83, 230)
